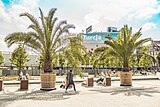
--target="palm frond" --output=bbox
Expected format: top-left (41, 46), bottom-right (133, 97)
top-left (135, 38), bottom-right (151, 48)
top-left (20, 12), bottom-right (43, 37)
top-left (5, 32), bottom-right (28, 47)
top-left (48, 8), bottom-right (57, 31)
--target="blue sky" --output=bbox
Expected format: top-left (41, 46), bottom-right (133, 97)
top-left (0, 0), bottom-right (160, 51)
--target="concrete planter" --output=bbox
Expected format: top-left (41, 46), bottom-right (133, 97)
top-left (40, 73), bottom-right (56, 90)
top-left (20, 80), bottom-right (28, 90)
top-left (120, 71), bottom-right (132, 86)
top-left (104, 77), bottom-right (111, 86)
top-left (87, 78), bottom-right (94, 87)
top-left (0, 80), bottom-right (3, 91)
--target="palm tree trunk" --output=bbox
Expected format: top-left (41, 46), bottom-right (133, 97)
top-left (123, 59), bottom-right (129, 72)
top-left (44, 60), bottom-right (52, 72)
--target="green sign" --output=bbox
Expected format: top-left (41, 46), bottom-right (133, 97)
top-left (82, 32), bottom-right (118, 43)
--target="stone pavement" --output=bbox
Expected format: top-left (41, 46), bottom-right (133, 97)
top-left (1, 80), bottom-right (160, 107)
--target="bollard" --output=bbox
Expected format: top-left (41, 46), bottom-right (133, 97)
top-left (0, 80), bottom-right (3, 91)
top-left (20, 80), bottom-right (28, 90)
top-left (87, 78), bottom-right (94, 87)
top-left (104, 77), bottom-right (111, 86)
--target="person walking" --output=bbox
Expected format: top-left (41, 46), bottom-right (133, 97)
top-left (18, 71), bottom-right (23, 80)
top-left (65, 70), bottom-right (76, 93)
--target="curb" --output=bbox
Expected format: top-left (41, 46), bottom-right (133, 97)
top-left (3, 77), bottom-right (159, 85)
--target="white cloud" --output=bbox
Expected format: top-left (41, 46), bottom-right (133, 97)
top-left (136, 6), bottom-right (160, 19)
top-left (0, 0), bottom-right (40, 51)
top-left (0, 1), bottom-right (4, 11)
top-left (141, 22), bottom-right (156, 32)
top-left (21, 0), bottom-right (39, 9)
top-left (84, 0), bottom-right (159, 27)
top-left (0, 0), bottom-right (40, 34)
top-left (0, 0), bottom-right (160, 51)
top-left (84, 3), bottom-right (128, 24)
top-left (131, 27), bottom-right (139, 34)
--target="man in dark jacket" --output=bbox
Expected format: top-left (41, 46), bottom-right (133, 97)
top-left (65, 70), bottom-right (76, 93)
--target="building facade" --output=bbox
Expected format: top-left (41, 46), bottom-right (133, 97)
top-left (1, 51), bottom-right (39, 67)
top-left (81, 27), bottom-right (119, 51)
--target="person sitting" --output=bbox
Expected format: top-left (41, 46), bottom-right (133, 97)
top-left (96, 76), bottom-right (104, 83)
top-left (25, 73), bottom-right (30, 80)
top-left (96, 72), bottom-right (104, 83)
top-left (140, 71), bottom-right (147, 76)
top-left (81, 80), bottom-right (87, 86)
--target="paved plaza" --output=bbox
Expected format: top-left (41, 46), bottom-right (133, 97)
top-left (0, 79), bottom-right (160, 107)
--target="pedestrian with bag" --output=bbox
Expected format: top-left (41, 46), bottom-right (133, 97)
top-left (65, 70), bottom-right (77, 93)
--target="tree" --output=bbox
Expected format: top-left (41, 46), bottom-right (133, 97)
top-left (104, 25), bottom-right (151, 71)
top-left (83, 53), bottom-right (90, 66)
top-left (138, 46), bottom-right (157, 71)
top-left (139, 55), bottom-right (152, 68)
top-left (104, 25), bottom-right (151, 86)
top-left (129, 55), bottom-right (138, 71)
top-left (0, 52), bottom-right (4, 65)
top-left (92, 46), bottom-right (107, 68)
top-left (64, 34), bottom-right (86, 76)
top-left (10, 44), bottom-right (30, 72)
top-left (57, 54), bottom-right (65, 68)
top-left (92, 46), bottom-right (122, 69)
top-left (5, 8), bottom-right (75, 73)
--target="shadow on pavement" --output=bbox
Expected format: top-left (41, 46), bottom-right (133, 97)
top-left (62, 90), bottom-right (79, 96)
top-left (0, 89), bottom-right (69, 107)
top-left (90, 86), bottom-right (160, 97)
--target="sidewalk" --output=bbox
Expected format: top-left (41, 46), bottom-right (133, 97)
top-left (1, 80), bottom-right (160, 107)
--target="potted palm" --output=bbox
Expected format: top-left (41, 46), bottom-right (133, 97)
top-left (5, 8), bottom-right (75, 90)
top-left (104, 25), bottom-right (151, 86)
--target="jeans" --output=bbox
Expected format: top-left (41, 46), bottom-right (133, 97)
top-left (66, 79), bottom-right (76, 91)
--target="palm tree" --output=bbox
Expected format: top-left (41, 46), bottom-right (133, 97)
top-left (5, 8), bottom-right (75, 72)
top-left (92, 46), bottom-right (107, 68)
top-left (92, 46), bottom-right (122, 77)
top-left (104, 25), bottom-right (151, 86)
top-left (138, 46), bottom-right (157, 72)
top-left (64, 34), bottom-right (86, 77)
top-left (5, 8), bottom-right (75, 90)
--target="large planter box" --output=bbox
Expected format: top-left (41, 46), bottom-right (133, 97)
top-left (120, 72), bottom-right (132, 86)
top-left (40, 73), bottom-right (56, 90)
top-left (117, 71), bottom-right (121, 77)
top-left (0, 80), bottom-right (3, 91)
top-left (87, 78), bottom-right (94, 87)
top-left (20, 80), bottom-right (28, 90)
top-left (104, 77), bottom-right (111, 86)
